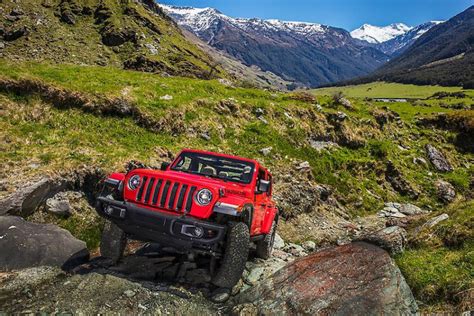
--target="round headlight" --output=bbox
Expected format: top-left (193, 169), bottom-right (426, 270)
top-left (128, 175), bottom-right (141, 190)
top-left (195, 189), bottom-right (213, 206)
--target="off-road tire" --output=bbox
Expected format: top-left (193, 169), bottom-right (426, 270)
top-left (256, 219), bottom-right (277, 259)
top-left (100, 220), bottom-right (127, 263)
top-left (211, 222), bottom-right (250, 289)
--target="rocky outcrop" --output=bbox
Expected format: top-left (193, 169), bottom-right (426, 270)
top-left (385, 161), bottom-right (419, 198)
top-left (425, 144), bottom-right (453, 172)
top-left (378, 202), bottom-right (428, 218)
top-left (435, 180), bottom-right (456, 203)
top-left (236, 242), bottom-right (418, 315)
top-left (0, 177), bottom-right (67, 217)
top-left (0, 267), bottom-right (218, 314)
top-left (0, 216), bottom-right (89, 270)
top-left (359, 226), bottom-right (407, 255)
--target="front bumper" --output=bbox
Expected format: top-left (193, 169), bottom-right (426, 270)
top-left (96, 197), bottom-right (227, 251)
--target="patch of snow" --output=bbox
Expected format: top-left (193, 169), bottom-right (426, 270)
top-left (160, 4), bottom-right (328, 37)
top-left (351, 23), bottom-right (412, 43)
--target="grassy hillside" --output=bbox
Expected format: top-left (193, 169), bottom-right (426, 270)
top-left (0, 0), bottom-right (224, 79)
top-left (312, 82), bottom-right (474, 99)
top-left (1, 61), bottom-right (473, 310)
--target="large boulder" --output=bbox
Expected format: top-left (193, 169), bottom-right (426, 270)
top-left (0, 216), bottom-right (89, 270)
top-left (236, 242), bottom-right (418, 315)
top-left (425, 144), bottom-right (453, 172)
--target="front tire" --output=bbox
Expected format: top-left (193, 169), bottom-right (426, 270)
top-left (211, 222), bottom-right (250, 289)
top-left (100, 220), bottom-right (127, 264)
top-left (256, 219), bottom-right (277, 259)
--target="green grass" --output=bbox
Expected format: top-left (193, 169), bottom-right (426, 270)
top-left (312, 82), bottom-right (474, 99)
top-left (396, 200), bottom-right (474, 305)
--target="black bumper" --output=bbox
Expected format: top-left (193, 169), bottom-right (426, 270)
top-left (96, 197), bottom-right (227, 251)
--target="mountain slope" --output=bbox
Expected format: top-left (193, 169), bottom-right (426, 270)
top-left (161, 5), bottom-right (388, 87)
top-left (374, 22), bottom-right (443, 56)
top-left (370, 6), bottom-right (474, 87)
top-left (351, 23), bottom-right (412, 44)
top-left (0, 0), bottom-right (224, 79)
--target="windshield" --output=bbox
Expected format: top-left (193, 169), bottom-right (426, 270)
top-left (171, 152), bottom-right (255, 184)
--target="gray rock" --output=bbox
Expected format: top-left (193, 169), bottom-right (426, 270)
top-left (385, 161), bottom-right (419, 198)
top-left (0, 42), bottom-right (5, 49)
top-left (413, 157), bottom-right (427, 166)
top-left (0, 177), bottom-right (69, 217)
top-left (360, 226), bottom-right (407, 255)
top-left (255, 108), bottom-right (264, 116)
top-left (435, 180), bottom-right (456, 203)
top-left (244, 266), bottom-right (264, 285)
top-left (425, 144), bottom-right (453, 172)
top-left (259, 147), bottom-right (273, 156)
top-left (336, 111), bottom-right (348, 121)
top-left (273, 233), bottom-right (285, 250)
top-left (302, 240), bottom-right (316, 252)
top-left (237, 242), bottom-right (418, 315)
top-left (309, 140), bottom-right (338, 151)
top-left (340, 98), bottom-right (353, 109)
top-left (378, 206), bottom-right (406, 218)
top-left (159, 94), bottom-right (173, 101)
top-left (424, 213), bottom-right (449, 228)
top-left (45, 197), bottom-right (71, 217)
top-left (200, 132), bottom-right (211, 141)
top-left (0, 216), bottom-right (89, 270)
top-left (283, 243), bottom-right (307, 257)
top-left (144, 43), bottom-right (158, 55)
top-left (315, 104), bottom-right (323, 112)
top-left (0, 271), bottom-right (218, 314)
top-left (295, 161), bottom-right (311, 171)
top-left (385, 202), bottom-right (428, 216)
top-left (218, 78), bottom-right (233, 87)
top-left (258, 116), bottom-right (268, 124)
top-left (123, 290), bottom-right (136, 298)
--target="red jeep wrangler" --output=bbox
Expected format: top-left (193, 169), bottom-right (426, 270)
top-left (96, 149), bottom-right (278, 290)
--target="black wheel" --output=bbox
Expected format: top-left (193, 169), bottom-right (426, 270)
top-left (256, 219), bottom-right (277, 259)
top-left (100, 220), bottom-right (127, 263)
top-left (211, 221), bottom-right (250, 289)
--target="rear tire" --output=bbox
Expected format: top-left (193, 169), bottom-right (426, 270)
top-left (211, 221), bottom-right (250, 289)
top-left (256, 219), bottom-right (277, 259)
top-left (100, 220), bottom-right (127, 264)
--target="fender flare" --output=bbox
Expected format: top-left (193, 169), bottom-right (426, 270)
top-left (261, 206), bottom-right (279, 234)
top-left (241, 204), bottom-right (254, 229)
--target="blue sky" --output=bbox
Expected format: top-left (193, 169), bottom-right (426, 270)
top-left (159, 0), bottom-right (473, 30)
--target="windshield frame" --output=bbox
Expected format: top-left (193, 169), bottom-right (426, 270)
top-left (170, 152), bottom-right (256, 185)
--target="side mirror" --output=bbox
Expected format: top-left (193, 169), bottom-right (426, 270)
top-left (161, 162), bottom-right (170, 171)
top-left (258, 180), bottom-right (270, 193)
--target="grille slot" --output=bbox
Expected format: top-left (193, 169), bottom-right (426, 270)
top-left (168, 183), bottom-right (180, 209)
top-left (152, 179), bottom-right (163, 205)
top-left (144, 178), bottom-right (155, 204)
top-left (160, 181), bottom-right (171, 207)
top-left (185, 186), bottom-right (197, 214)
top-left (176, 184), bottom-right (188, 211)
top-left (136, 176), bottom-right (148, 202)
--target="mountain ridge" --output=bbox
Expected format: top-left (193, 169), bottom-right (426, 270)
top-left (161, 4), bottom-right (388, 87)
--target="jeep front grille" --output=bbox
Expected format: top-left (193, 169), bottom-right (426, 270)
top-left (136, 177), bottom-right (197, 213)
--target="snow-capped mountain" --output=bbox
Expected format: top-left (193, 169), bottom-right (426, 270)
top-left (376, 21), bottom-right (444, 56)
top-left (161, 5), bottom-right (388, 87)
top-left (350, 23), bottom-right (412, 44)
